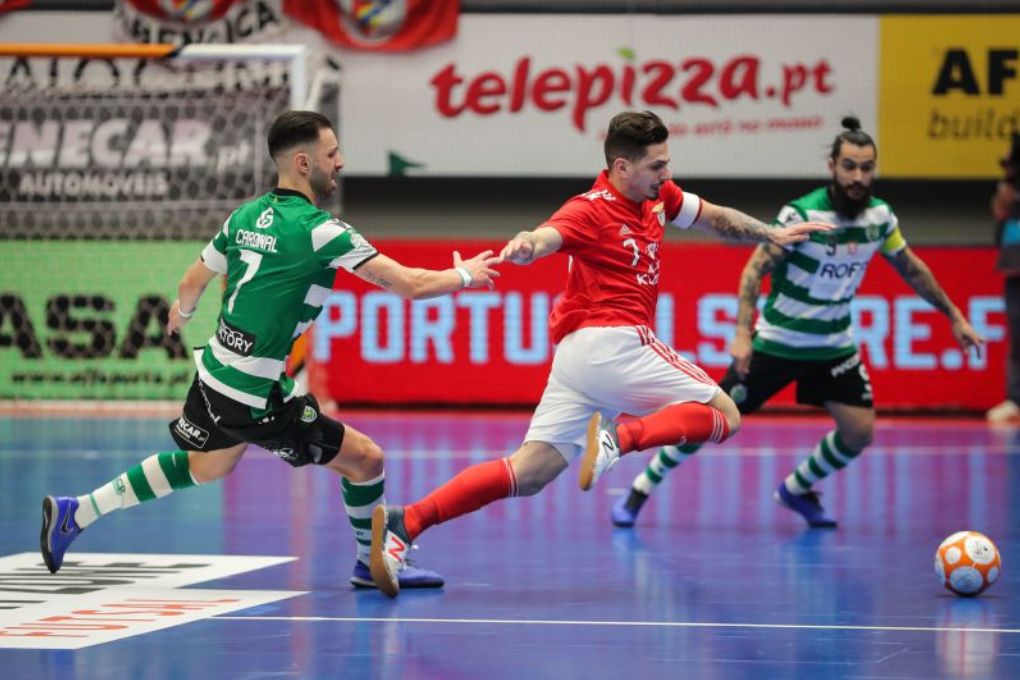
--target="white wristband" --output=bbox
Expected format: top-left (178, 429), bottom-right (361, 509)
top-left (455, 266), bottom-right (472, 289)
top-left (178, 304), bottom-right (195, 319)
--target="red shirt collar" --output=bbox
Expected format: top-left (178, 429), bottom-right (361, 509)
top-left (595, 170), bottom-right (646, 209)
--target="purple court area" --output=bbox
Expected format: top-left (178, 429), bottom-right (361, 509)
top-left (1, 411), bottom-right (1018, 679)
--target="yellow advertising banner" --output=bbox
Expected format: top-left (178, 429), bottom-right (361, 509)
top-left (880, 15), bottom-right (1020, 178)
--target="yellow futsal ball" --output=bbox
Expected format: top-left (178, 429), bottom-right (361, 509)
top-left (935, 531), bottom-right (1002, 597)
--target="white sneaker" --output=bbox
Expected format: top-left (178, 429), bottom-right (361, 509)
top-left (578, 412), bottom-right (621, 491)
top-left (369, 504), bottom-right (410, 598)
top-left (987, 400), bottom-right (1020, 424)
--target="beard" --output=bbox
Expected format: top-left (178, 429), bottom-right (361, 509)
top-left (309, 166), bottom-right (335, 201)
top-left (829, 180), bottom-right (872, 218)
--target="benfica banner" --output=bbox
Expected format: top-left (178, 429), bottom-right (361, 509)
top-left (115, 0), bottom-right (457, 51)
top-left (284, 0), bottom-right (458, 51)
top-left (306, 242), bottom-right (1004, 411)
top-left (0, 0), bottom-right (30, 14)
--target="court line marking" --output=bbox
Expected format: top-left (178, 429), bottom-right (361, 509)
top-left (215, 615), bottom-right (1020, 634)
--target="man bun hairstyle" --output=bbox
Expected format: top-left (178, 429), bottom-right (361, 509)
top-left (605, 110), bottom-right (669, 167)
top-left (830, 115), bottom-right (877, 159)
top-left (268, 110), bottom-right (333, 160)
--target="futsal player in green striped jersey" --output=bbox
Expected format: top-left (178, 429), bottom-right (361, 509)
top-left (612, 116), bottom-right (985, 529)
top-left (40, 111), bottom-right (500, 589)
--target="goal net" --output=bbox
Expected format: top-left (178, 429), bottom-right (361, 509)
top-left (0, 43), bottom-right (337, 401)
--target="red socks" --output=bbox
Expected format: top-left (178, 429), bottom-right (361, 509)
top-left (403, 458), bottom-right (518, 540)
top-left (616, 402), bottom-right (730, 454)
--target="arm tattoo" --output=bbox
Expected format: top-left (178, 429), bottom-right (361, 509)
top-left (735, 245), bottom-right (788, 331)
top-left (889, 249), bottom-right (956, 317)
top-left (710, 207), bottom-right (775, 243)
top-left (361, 271), bottom-right (393, 290)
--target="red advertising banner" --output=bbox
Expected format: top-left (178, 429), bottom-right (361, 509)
top-left (308, 242), bottom-right (1004, 411)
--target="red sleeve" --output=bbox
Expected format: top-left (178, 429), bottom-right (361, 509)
top-left (661, 180), bottom-right (684, 222)
top-left (545, 196), bottom-right (596, 255)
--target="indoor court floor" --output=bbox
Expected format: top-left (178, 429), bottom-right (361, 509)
top-left (1, 410), bottom-right (1018, 679)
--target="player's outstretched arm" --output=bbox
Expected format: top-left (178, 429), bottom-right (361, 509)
top-left (886, 247), bottom-right (986, 357)
top-left (499, 226), bottom-right (564, 265)
top-left (354, 250), bottom-right (500, 300)
top-left (694, 200), bottom-right (832, 245)
top-left (729, 244), bottom-right (790, 377)
top-left (167, 258), bottom-right (219, 335)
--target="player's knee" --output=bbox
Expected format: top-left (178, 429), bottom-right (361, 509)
top-left (841, 425), bottom-right (874, 451)
top-left (353, 439), bottom-right (385, 479)
top-left (712, 395), bottom-right (742, 439)
top-left (509, 444), bottom-right (567, 496)
top-left (188, 449), bottom-right (241, 482)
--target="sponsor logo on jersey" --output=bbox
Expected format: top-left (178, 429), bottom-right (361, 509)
top-left (818, 261), bottom-right (866, 279)
top-left (174, 414), bottom-right (210, 448)
top-left (256, 207), bottom-right (274, 229)
top-left (216, 317), bottom-right (256, 356)
top-left (618, 224), bottom-right (632, 236)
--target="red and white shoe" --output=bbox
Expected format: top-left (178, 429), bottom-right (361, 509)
top-left (369, 504), bottom-right (411, 598)
top-left (579, 412), bottom-right (621, 491)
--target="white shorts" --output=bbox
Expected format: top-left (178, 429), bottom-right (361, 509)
top-left (524, 325), bottom-right (721, 462)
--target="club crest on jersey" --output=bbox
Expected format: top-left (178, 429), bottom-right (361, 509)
top-left (866, 223), bottom-right (880, 241)
top-left (300, 406), bottom-right (318, 423)
top-left (653, 202), bottom-right (666, 226)
top-left (729, 383), bottom-right (748, 404)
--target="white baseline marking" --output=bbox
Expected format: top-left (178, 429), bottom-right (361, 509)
top-left (215, 615), bottom-right (1020, 635)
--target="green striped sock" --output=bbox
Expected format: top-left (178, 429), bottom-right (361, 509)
top-left (784, 430), bottom-right (862, 494)
top-left (73, 450), bottom-right (198, 529)
top-left (632, 443), bottom-right (701, 494)
top-left (341, 473), bottom-right (385, 565)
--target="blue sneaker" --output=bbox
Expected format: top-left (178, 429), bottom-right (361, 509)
top-left (774, 484), bottom-right (837, 528)
top-left (40, 496), bottom-right (82, 573)
top-left (351, 559), bottom-right (444, 590)
top-left (611, 488), bottom-right (649, 528)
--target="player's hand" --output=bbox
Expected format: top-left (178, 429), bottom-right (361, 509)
top-left (952, 316), bottom-right (985, 359)
top-left (729, 331), bottom-right (753, 379)
top-left (454, 250), bottom-right (501, 290)
top-left (166, 299), bottom-right (192, 336)
top-left (770, 221), bottom-right (833, 247)
top-left (499, 233), bottom-right (536, 265)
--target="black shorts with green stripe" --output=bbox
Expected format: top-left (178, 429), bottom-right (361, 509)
top-left (719, 348), bottom-right (873, 413)
top-left (169, 374), bottom-right (345, 467)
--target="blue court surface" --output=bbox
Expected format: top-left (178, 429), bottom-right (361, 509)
top-left (1, 411), bottom-right (1018, 679)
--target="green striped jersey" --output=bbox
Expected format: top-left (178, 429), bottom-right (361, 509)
top-left (753, 187), bottom-right (907, 360)
top-left (196, 189), bottom-right (377, 409)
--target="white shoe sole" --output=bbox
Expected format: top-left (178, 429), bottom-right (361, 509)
top-left (578, 412), bottom-right (602, 491)
top-left (369, 505), bottom-right (400, 598)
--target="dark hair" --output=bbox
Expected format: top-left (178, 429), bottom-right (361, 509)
top-left (604, 110), bottom-right (669, 166)
top-left (267, 110), bottom-right (333, 160)
top-left (830, 116), bottom-right (876, 159)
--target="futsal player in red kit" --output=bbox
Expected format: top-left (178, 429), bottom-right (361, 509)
top-left (369, 110), bottom-right (831, 597)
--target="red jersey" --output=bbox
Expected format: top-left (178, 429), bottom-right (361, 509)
top-left (545, 171), bottom-right (703, 344)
